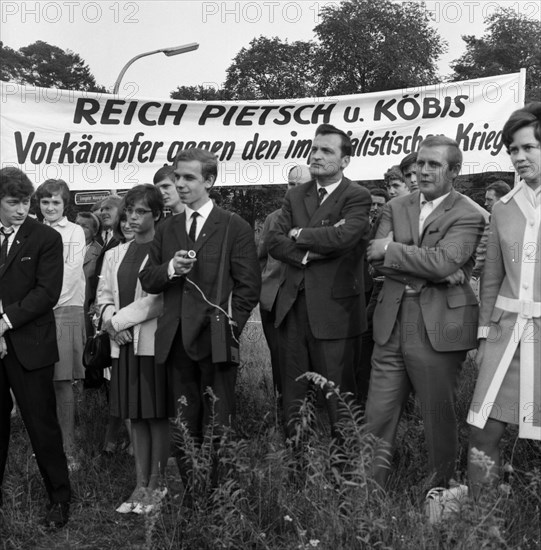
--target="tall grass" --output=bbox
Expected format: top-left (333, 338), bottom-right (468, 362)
top-left (1, 319), bottom-right (540, 549)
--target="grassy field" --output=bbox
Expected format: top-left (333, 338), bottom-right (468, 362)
top-left (1, 317), bottom-right (540, 549)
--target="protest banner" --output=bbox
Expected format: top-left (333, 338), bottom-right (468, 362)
top-left (0, 72), bottom-right (524, 190)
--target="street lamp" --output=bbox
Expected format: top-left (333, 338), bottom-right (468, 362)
top-left (113, 42), bottom-right (199, 94)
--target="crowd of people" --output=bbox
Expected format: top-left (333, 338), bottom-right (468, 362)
top-left (0, 102), bottom-right (539, 531)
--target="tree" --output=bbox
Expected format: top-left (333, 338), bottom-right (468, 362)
top-left (224, 36), bottom-right (319, 100)
top-left (0, 42), bottom-right (28, 82)
top-left (0, 40), bottom-right (105, 91)
top-left (313, 0), bottom-right (445, 96)
top-left (211, 185), bottom-right (285, 229)
top-left (450, 8), bottom-right (541, 102)
top-left (170, 85), bottom-right (231, 101)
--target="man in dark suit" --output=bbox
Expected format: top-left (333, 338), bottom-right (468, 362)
top-left (267, 124), bottom-right (371, 444)
top-left (366, 136), bottom-right (485, 502)
top-left (139, 148), bottom-right (260, 488)
top-left (0, 167), bottom-right (70, 529)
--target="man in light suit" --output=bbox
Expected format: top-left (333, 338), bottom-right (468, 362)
top-left (366, 135), bottom-right (485, 495)
top-left (0, 167), bottom-right (70, 529)
top-left (267, 124), bottom-right (371, 444)
top-left (139, 148), bottom-right (260, 489)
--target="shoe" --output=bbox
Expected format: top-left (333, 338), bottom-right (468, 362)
top-left (133, 487), bottom-right (167, 515)
top-left (67, 455), bottom-right (81, 473)
top-left (425, 484), bottom-right (468, 524)
top-left (42, 502), bottom-right (69, 531)
top-left (116, 486), bottom-right (147, 514)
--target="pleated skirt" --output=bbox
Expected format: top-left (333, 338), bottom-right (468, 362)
top-left (109, 343), bottom-right (167, 420)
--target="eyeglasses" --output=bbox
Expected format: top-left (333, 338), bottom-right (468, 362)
top-left (123, 207), bottom-right (152, 217)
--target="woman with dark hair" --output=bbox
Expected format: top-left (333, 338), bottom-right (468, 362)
top-left (468, 102), bottom-right (541, 496)
top-left (96, 184), bottom-right (168, 514)
top-left (35, 178), bottom-right (86, 471)
top-left (113, 205), bottom-right (136, 243)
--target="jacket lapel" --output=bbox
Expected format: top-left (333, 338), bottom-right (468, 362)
top-left (406, 192), bottom-right (421, 245)
top-left (173, 212), bottom-right (189, 251)
top-left (193, 206), bottom-right (221, 254)
top-left (307, 178), bottom-right (350, 227)
top-left (420, 189), bottom-right (458, 241)
top-left (0, 218), bottom-right (30, 277)
top-left (303, 182), bottom-right (318, 220)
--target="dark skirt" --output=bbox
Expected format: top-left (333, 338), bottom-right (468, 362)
top-left (110, 343), bottom-right (167, 420)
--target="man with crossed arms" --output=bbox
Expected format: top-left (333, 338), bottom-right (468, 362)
top-left (366, 136), bottom-right (485, 517)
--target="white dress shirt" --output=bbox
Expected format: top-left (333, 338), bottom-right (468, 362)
top-left (44, 217), bottom-right (86, 308)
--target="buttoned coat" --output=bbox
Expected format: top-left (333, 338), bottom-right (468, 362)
top-left (267, 178), bottom-right (371, 340)
top-left (468, 182), bottom-right (540, 439)
top-left (372, 189), bottom-right (485, 352)
top-left (139, 206), bottom-right (261, 364)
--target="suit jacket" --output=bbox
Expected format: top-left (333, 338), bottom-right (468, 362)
top-left (258, 208), bottom-right (284, 312)
top-left (267, 177), bottom-right (371, 339)
top-left (96, 242), bottom-right (163, 359)
top-left (139, 205), bottom-right (261, 364)
top-left (0, 217), bottom-right (63, 369)
top-left (372, 189), bottom-right (485, 352)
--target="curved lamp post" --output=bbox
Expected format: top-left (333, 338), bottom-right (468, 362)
top-left (113, 42), bottom-right (199, 94)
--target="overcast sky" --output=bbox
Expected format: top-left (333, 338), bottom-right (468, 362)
top-left (2, 1), bottom-right (539, 99)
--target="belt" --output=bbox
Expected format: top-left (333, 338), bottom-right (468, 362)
top-left (495, 295), bottom-right (541, 318)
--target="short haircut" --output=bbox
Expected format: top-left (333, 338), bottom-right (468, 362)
top-left (174, 148), bottom-right (218, 183)
top-left (371, 187), bottom-right (389, 202)
top-left (0, 167), bottom-right (34, 200)
top-left (101, 194), bottom-right (123, 210)
top-left (399, 152), bottom-right (417, 172)
top-left (486, 180), bottom-right (511, 199)
top-left (123, 184), bottom-right (164, 219)
top-left (418, 135), bottom-right (463, 170)
top-left (76, 211), bottom-right (101, 236)
top-left (153, 164), bottom-right (175, 185)
top-left (35, 179), bottom-right (71, 207)
top-left (315, 124), bottom-right (352, 157)
top-left (384, 166), bottom-right (405, 185)
top-left (502, 101), bottom-right (541, 149)
top-left (288, 164), bottom-right (312, 186)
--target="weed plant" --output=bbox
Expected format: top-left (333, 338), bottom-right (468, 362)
top-left (1, 321), bottom-right (539, 549)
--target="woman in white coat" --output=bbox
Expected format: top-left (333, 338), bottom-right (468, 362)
top-left (97, 185), bottom-right (168, 514)
top-left (468, 102), bottom-right (541, 496)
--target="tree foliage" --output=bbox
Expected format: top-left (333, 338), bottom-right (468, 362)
top-left (170, 85), bottom-right (231, 101)
top-left (224, 36), bottom-right (319, 100)
top-left (450, 8), bottom-right (541, 102)
top-left (0, 40), bottom-right (105, 91)
top-left (313, 0), bottom-right (445, 95)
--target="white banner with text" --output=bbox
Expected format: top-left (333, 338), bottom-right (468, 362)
top-left (0, 72), bottom-right (523, 190)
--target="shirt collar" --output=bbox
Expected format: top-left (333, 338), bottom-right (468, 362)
top-left (43, 216), bottom-right (68, 228)
top-left (185, 198), bottom-right (213, 222)
top-left (420, 192), bottom-right (450, 210)
top-left (317, 179), bottom-right (342, 197)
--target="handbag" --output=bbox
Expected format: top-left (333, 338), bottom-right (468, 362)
top-left (82, 305), bottom-right (112, 388)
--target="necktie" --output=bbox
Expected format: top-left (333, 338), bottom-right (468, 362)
top-left (0, 227), bottom-right (14, 264)
top-left (317, 187), bottom-right (327, 206)
top-left (188, 212), bottom-right (199, 242)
